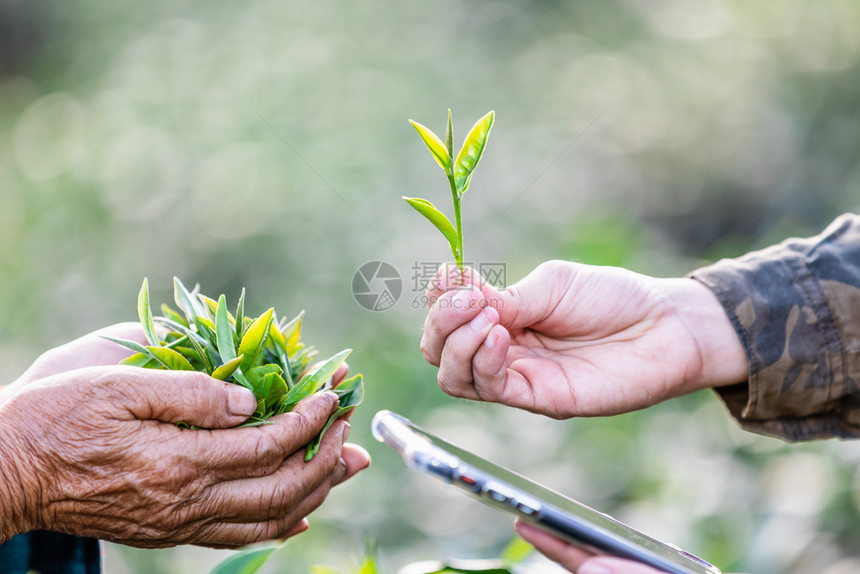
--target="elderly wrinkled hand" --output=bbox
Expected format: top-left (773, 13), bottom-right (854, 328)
top-left (0, 326), bottom-right (370, 548)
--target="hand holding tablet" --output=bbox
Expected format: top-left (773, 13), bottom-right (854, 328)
top-left (372, 410), bottom-right (720, 574)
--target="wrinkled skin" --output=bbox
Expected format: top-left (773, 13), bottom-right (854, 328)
top-left (0, 323), bottom-right (370, 548)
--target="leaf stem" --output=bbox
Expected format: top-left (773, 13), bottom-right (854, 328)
top-left (447, 173), bottom-right (464, 273)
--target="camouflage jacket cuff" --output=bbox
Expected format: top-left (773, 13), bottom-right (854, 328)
top-left (689, 213), bottom-right (860, 442)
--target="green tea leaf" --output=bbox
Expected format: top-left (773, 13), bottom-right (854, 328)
top-left (445, 108), bottom-right (453, 160)
top-left (137, 278), bottom-right (160, 347)
top-left (265, 321), bottom-right (293, 388)
top-left (163, 334), bottom-right (189, 350)
top-left (182, 327), bottom-right (214, 373)
top-left (454, 110), bottom-right (494, 194)
top-left (173, 346), bottom-right (201, 362)
top-left (268, 318), bottom-right (287, 351)
top-left (198, 294), bottom-right (222, 320)
top-left (236, 417), bottom-right (273, 428)
top-left (235, 287), bottom-right (246, 339)
top-left (194, 316), bottom-right (217, 342)
top-left (281, 310), bottom-right (304, 355)
top-left (160, 304), bottom-right (188, 329)
top-left (259, 372), bottom-right (288, 411)
top-left (305, 374), bottom-right (363, 461)
top-left (280, 348), bottom-right (351, 411)
top-left (402, 197), bottom-right (458, 255)
top-left (119, 352), bottom-right (157, 368)
top-left (216, 294), bottom-right (237, 362)
top-left (101, 336), bottom-right (149, 356)
top-left (333, 373), bottom-right (364, 408)
top-left (238, 308), bottom-right (274, 373)
top-left (212, 354), bottom-right (244, 381)
top-left (246, 363), bottom-right (283, 377)
top-left (245, 364), bottom-right (284, 403)
top-left (409, 119), bottom-right (451, 172)
top-left (174, 277), bottom-right (207, 322)
top-left (146, 346), bottom-right (195, 371)
top-left (210, 543), bottom-right (280, 574)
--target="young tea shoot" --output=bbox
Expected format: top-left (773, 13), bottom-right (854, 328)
top-left (105, 277), bottom-right (364, 461)
top-left (404, 109), bottom-right (495, 273)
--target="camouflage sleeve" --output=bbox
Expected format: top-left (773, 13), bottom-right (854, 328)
top-left (689, 213), bottom-right (860, 442)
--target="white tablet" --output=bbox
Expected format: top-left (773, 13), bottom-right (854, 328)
top-left (371, 410), bottom-right (720, 574)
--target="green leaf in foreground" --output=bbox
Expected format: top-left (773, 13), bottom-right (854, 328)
top-left (238, 308), bottom-right (275, 373)
top-left (409, 119), bottom-right (451, 172)
top-left (119, 352), bottom-right (157, 368)
top-left (102, 336), bottom-right (148, 356)
top-left (146, 346), bottom-right (195, 371)
top-left (210, 543), bottom-right (281, 574)
top-left (402, 197), bottom-right (458, 254)
top-left (216, 294), bottom-right (237, 363)
top-left (281, 348), bottom-right (352, 411)
top-left (212, 355), bottom-right (245, 381)
top-left (453, 110), bottom-right (494, 193)
top-left (137, 278), bottom-right (160, 347)
top-left (445, 108), bottom-right (453, 159)
top-left (305, 374), bottom-right (364, 461)
top-left (173, 277), bottom-right (204, 323)
top-left (235, 287), bottom-right (246, 339)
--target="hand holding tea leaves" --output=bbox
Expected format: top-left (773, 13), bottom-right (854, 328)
top-left (0, 324), bottom-right (370, 547)
top-left (105, 277), bottom-right (364, 460)
top-left (404, 110), bottom-right (494, 273)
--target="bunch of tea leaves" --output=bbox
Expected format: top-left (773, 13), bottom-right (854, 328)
top-left (105, 277), bottom-right (363, 461)
top-left (403, 109), bottom-right (494, 272)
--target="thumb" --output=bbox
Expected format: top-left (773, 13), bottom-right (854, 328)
top-left (492, 260), bottom-right (577, 330)
top-left (104, 367), bottom-right (257, 428)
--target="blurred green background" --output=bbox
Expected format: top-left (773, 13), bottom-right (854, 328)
top-left (2, 1), bottom-right (860, 572)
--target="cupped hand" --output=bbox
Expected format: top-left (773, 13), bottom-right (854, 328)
top-left (5, 322), bottom-right (149, 396)
top-left (0, 366), bottom-right (370, 548)
top-left (420, 261), bottom-right (747, 419)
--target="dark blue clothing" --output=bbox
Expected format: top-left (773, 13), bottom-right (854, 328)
top-left (0, 532), bottom-right (100, 574)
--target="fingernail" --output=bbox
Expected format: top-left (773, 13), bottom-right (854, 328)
top-left (288, 518), bottom-right (309, 536)
top-left (227, 386), bottom-right (257, 417)
top-left (333, 457), bottom-right (348, 484)
top-left (579, 563), bottom-right (612, 574)
top-left (469, 308), bottom-right (496, 335)
top-left (322, 390), bottom-right (339, 409)
top-left (341, 421), bottom-right (351, 443)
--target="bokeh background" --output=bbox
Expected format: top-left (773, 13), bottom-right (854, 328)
top-left (2, 1), bottom-right (860, 572)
